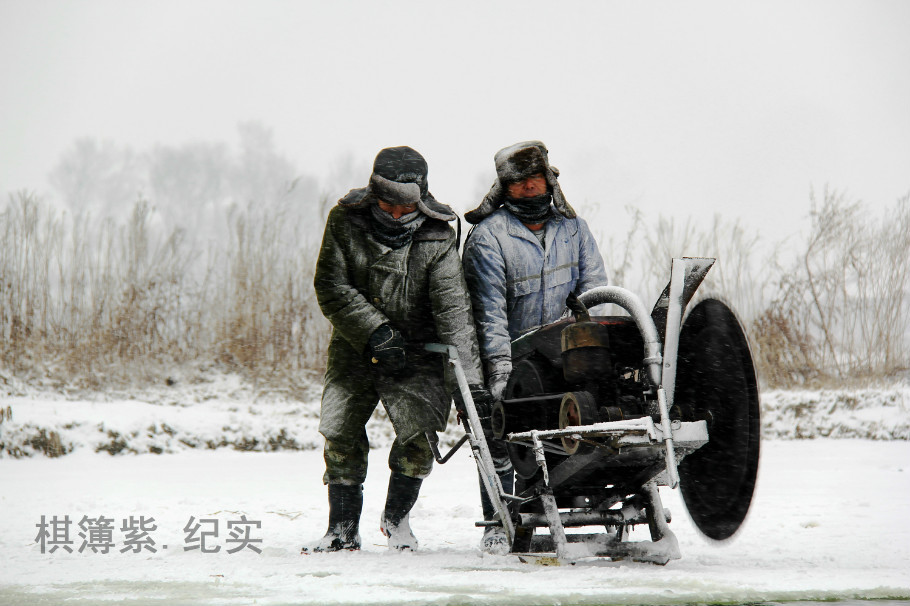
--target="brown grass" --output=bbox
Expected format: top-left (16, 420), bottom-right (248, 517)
top-left (0, 192), bottom-right (330, 394)
top-left (599, 191), bottom-right (910, 388)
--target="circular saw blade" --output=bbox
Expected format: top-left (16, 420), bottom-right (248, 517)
top-left (675, 298), bottom-right (761, 541)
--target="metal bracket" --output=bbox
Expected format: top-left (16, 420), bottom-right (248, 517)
top-left (656, 387), bottom-right (680, 488)
top-left (530, 430), bottom-right (549, 485)
top-left (660, 257), bottom-right (715, 407)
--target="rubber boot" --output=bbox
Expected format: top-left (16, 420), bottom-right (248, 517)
top-left (379, 472), bottom-right (422, 551)
top-left (479, 469), bottom-right (513, 555)
top-left (301, 484), bottom-right (363, 553)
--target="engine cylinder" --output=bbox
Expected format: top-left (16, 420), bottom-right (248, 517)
top-left (560, 321), bottom-right (612, 385)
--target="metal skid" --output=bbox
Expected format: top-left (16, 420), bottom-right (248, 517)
top-left (500, 415), bottom-right (706, 564)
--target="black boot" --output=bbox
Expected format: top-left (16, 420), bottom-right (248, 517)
top-left (379, 472), bottom-right (422, 551)
top-left (479, 468), bottom-right (513, 555)
top-left (301, 484), bottom-right (363, 553)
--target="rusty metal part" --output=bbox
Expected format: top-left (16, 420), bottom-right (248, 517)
top-left (560, 320), bottom-right (612, 385)
top-left (560, 320), bottom-right (610, 351)
top-left (557, 391), bottom-right (599, 455)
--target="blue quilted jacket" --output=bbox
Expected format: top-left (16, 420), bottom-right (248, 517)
top-left (462, 208), bottom-right (608, 370)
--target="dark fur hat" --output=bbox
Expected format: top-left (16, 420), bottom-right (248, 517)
top-left (494, 141), bottom-right (551, 184)
top-left (337, 146), bottom-right (455, 221)
top-left (465, 140), bottom-right (575, 224)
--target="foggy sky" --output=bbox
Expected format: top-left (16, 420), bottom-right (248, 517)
top-left (1, 0), bottom-right (909, 241)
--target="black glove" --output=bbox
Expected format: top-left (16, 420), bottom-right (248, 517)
top-left (368, 324), bottom-right (408, 377)
top-left (453, 384), bottom-right (495, 420)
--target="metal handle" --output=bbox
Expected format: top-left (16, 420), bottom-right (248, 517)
top-left (424, 343), bottom-right (516, 546)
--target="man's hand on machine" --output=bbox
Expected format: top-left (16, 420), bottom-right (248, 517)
top-left (487, 358), bottom-right (512, 401)
top-left (453, 384), bottom-right (495, 422)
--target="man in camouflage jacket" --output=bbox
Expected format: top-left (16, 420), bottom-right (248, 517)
top-left (304, 146), bottom-right (485, 553)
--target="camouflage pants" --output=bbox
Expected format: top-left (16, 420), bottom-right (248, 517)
top-left (319, 335), bottom-right (452, 445)
top-left (318, 336), bottom-right (450, 485)
top-left (319, 379), bottom-right (440, 485)
top-left (322, 432), bottom-right (434, 485)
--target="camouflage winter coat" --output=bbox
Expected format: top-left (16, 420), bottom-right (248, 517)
top-left (314, 203), bottom-right (483, 444)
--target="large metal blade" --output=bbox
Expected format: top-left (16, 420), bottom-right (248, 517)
top-left (675, 298), bottom-right (761, 541)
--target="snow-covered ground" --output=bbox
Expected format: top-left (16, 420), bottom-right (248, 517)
top-left (0, 441), bottom-right (908, 604)
top-left (1, 386), bottom-right (910, 604)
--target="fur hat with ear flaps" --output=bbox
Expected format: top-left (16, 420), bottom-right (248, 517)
top-left (337, 146), bottom-right (456, 221)
top-left (465, 140), bottom-right (576, 224)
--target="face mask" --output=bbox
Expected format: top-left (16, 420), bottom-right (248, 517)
top-left (370, 203), bottom-right (426, 248)
top-left (504, 192), bottom-right (553, 224)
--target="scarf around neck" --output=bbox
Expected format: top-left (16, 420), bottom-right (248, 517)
top-left (369, 203), bottom-right (427, 249)
top-left (504, 192), bottom-right (553, 224)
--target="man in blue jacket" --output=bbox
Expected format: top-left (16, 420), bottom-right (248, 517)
top-left (462, 140), bottom-right (609, 554)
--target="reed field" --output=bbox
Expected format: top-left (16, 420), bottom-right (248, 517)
top-left (1, 184), bottom-right (907, 394)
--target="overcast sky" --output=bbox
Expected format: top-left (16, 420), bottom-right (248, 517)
top-left (1, 0), bottom-right (909, 241)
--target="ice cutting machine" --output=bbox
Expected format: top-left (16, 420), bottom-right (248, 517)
top-left (428, 257), bottom-right (761, 563)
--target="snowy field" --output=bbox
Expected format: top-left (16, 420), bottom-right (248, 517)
top-left (1, 436), bottom-right (909, 604)
top-left (1, 384), bottom-right (909, 604)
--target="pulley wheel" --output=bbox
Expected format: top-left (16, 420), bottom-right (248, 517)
top-left (558, 391), bottom-right (598, 455)
top-left (676, 298), bottom-right (761, 541)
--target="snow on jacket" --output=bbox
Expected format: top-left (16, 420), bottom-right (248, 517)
top-left (314, 203), bottom-right (483, 443)
top-left (462, 207), bottom-right (608, 370)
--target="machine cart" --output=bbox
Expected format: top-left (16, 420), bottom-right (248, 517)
top-left (427, 257), bottom-right (761, 564)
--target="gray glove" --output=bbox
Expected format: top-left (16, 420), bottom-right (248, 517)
top-left (487, 359), bottom-right (512, 401)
